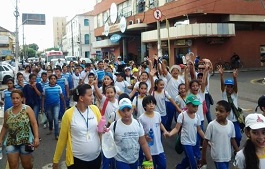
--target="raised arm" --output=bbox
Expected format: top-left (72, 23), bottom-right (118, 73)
top-left (233, 69), bottom-right (238, 93)
top-left (184, 66), bottom-right (190, 92)
top-left (148, 68), bottom-right (156, 94)
top-left (200, 66), bottom-right (209, 93)
top-left (217, 65), bottom-right (225, 92)
top-left (161, 58), bottom-right (169, 76)
top-left (93, 79), bottom-right (103, 100)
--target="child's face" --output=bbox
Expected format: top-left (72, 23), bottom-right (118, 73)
top-left (145, 102), bottom-right (155, 112)
top-left (105, 88), bottom-right (115, 99)
top-left (171, 68), bottom-right (179, 78)
top-left (140, 73), bottom-right (148, 82)
top-left (190, 82), bottom-right (199, 94)
top-left (7, 81), bottom-right (14, 89)
top-left (104, 76), bottom-right (112, 86)
top-left (186, 103), bottom-right (198, 113)
top-left (41, 75), bottom-right (47, 82)
top-left (215, 104), bottom-right (229, 122)
top-left (156, 81), bottom-right (164, 90)
top-left (17, 75), bottom-right (24, 82)
top-left (247, 128), bottom-right (265, 149)
top-left (116, 75), bottom-right (123, 82)
top-left (179, 85), bottom-right (186, 96)
top-left (197, 75), bottom-right (203, 84)
top-left (75, 69), bottom-right (79, 74)
top-left (225, 85), bottom-right (234, 94)
top-left (139, 85), bottom-right (147, 95)
top-left (88, 76), bottom-right (94, 83)
top-left (120, 107), bottom-right (132, 121)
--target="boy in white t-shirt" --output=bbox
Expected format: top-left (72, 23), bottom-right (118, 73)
top-left (109, 98), bottom-right (153, 169)
top-left (201, 100), bottom-right (239, 169)
top-left (166, 94), bottom-right (205, 169)
top-left (139, 95), bottom-right (168, 169)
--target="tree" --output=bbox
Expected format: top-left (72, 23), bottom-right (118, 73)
top-left (28, 43), bottom-right (39, 51)
top-left (27, 48), bottom-right (37, 58)
top-left (46, 47), bottom-right (59, 51)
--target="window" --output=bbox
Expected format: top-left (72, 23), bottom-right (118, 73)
top-left (84, 19), bottom-right (89, 26)
top-left (84, 34), bottom-right (90, 44)
top-left (85, 51), bottom-right (90, 58)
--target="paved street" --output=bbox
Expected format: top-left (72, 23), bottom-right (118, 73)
top-left (0, 70), bottom-right (264, 169)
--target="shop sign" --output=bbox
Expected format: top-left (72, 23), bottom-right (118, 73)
top-left (174, 40), bottom-right (186, 46)
top-left (110, 34), bottom-right (121, 43)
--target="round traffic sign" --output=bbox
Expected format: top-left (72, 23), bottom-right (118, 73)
top-left (153, 9), bottom-right (162, 20)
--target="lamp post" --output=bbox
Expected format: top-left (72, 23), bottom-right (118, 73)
top-left (71, 20), bottom-right (74, 56)
top-left (14, 0), bottom-right (19, 73)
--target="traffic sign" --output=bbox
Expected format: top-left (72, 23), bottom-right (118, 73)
top-left (153, 9), bottom-right (162, 20)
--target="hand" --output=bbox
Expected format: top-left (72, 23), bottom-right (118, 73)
top-left (33, 137), bottom-right (40, 148)
top-left (149, 68), bottom-right (157, 77)
top-left (233, 69), bottom-right (238, 78)
top-left (92, 78), bottom-right (98, 86)
top-left (31, 82), bottom-right (36, 88)
top-left (200, 159), bottom-right (207, 167)
top-left (164, 132), bottom-right (171, 138)
top-left (145, 135), bottom-right (152, 143)
top-left (217, 65), bottom-right (223, 75)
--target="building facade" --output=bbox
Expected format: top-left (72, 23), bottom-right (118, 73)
top-left (92, 0), bottom-right (265, 68)
top-left (53, 17), bottom-right (66, 49)
top-left (0, 26), bottom-right (15, 60)
top-left (62, 12), bottom-right (99, 58)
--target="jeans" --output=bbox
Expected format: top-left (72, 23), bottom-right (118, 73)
top-left (32, 104), bottom-right (40, 125)
top-left (205, 94), bottom-right (212, 123)
top-left (165, 101), bottom-right (176, 130)
top-left (102, 153), bottom-right (115, 169)
top-left (214, 162), bottom-right (229, 169)
top-left (59, 98), bottom-right (66, 120)
top-left (115, 160), bottom-right (138, 169)
top-left (152, 153), bottom-right (167, 169)
top-left (194, 121), bottom-right (204, 160)
top-left (46, 104), bottom-right (60, 137)
top-left (233, 122), bottom-right (242, 147)
top-left (176, 145), bottom-right (199, 169)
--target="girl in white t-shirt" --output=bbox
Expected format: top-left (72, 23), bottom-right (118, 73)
top-left (175, 83), bottom-right (188, 121)
top-left (234, 113), bottom-right (265, 169)
top-left (152, 79), bottom-right (181, 126)
top-left (132, 82), bottom-right (148, 119)
top-left (166, 94), bottom-right (205, 169)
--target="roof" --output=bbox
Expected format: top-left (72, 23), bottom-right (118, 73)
top-left (0, 26), bottom-right (11, 32)
top-left (82, 10), bottom-right (95, 16)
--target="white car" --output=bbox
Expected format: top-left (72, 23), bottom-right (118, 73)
top-left (80, 57), bottom-right (92, 64)
top-left (65, 56), bottom-right (78, 65)
top-left (0, 64), bottom-right (15, 84)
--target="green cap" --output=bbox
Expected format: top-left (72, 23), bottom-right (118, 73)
top-left (186, 94), bottom-right (201, 106)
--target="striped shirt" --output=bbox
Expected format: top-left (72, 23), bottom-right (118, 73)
top-left (43, 84), bottom-right (62, 106)
top-left (14, 81), bottom-right (28, 91)
top-left (56, 77), bottom-right (68, 96)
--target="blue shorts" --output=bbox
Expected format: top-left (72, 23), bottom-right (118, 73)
top-left (5, 144), bottom-right (32, 155)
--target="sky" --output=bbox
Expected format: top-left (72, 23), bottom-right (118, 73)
top-left (0, 0), bottom-right (95, 51)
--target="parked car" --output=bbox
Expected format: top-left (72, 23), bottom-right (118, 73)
top-left (65, 56), bottom-right (78, 65)
top-left (80, 57), bottom-right (92, 64)
top-left (0, 64), bottom-right (15, 84)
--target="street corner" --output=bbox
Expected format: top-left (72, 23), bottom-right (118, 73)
top-left (251, 78), bottom-right (265, 85)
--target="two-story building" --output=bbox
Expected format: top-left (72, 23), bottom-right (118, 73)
top-left (0, 26), bottom-right (15, 60)
top-left (92, 0), bottom-right (265, 68)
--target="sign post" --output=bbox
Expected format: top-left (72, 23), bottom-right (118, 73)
top-left (153, 9), bottom-right (162, 58)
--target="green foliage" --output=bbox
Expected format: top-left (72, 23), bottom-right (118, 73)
top-left (28, 43), bottom-right (39, 51)
top-left (46, 47), bottom-right (59, 51)
top-left (27, 48), bottom-right (37, 58)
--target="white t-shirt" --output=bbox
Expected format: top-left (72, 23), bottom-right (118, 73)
top-left (175, 95), bottom-right (187, 112)
top-left (72, 73), bottom-right (80, 88)
top-left (100, 96), bottom-right (119, 124)
top-left (205, 119), bottom-right (235, 162)
top-left (222, 92), bottom-right (238, 122)
top-left (165, 73), bottom-right (184, 101)
top-left (178, 111), bottom-right (201, 146)
top-left (235, 148), bottom-right (265, 169)
top-left (99, 86), bottom-right (121, 99)
top-left (71, 107), bottom-right (101, 161)
top-left (134, 80), bottom-right (151, 92)
top-left (110, 119), bottom-right (144, 164)
top-left (188, 90), bottom-right (205, 122)
top-left (139, 111), bottom-right (164, 155)
top-left (152, 90), bottom-right (171, 116)
top-left (115, 80), bottom-right (130, 94)
top-left (80, 70), bottom-right (94, 84)
top-left (132, 95), bottom-right (146, 118)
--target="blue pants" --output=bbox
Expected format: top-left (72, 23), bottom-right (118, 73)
top-left (233, 121), bottom-right (242, 147)
top-left (32, 104), bottom-right (40, 125)
top-left (115, 160), bottom-right (138, 169)
top-left (161, 115), bottom-right (167, 127)
top-left (46, 104), bottom-right (60, 137)
top-left (59, 95), bottom-right (66, 120)
top-left (102, 154), bottom-right (115, 169)
top-left (176, 145), bottom-right (199, 169)
top-left (205, 94), bottom-right (212, 123)
top-left (165, 101), bottom-right (176, 130)
top-left (214, 162), bottom-right (229, 169)
top-left (152, 153), bottom-right (167, 169)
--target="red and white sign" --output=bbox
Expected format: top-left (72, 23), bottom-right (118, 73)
top-left (153, 9), bottom-right (162, 20)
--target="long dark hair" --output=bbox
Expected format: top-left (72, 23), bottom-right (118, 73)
top-left (154, 79), bottom-right (163, 91)
top-left (243, 127), bottom-right (259, 169)
top-left (72, 84), bottom-right (92, 102)
top-left (102, 74), bottom-right (114, 94)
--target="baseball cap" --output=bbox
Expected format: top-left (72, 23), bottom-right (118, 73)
top-left (245, 113), bottom-right (265, 129)
top-left (170, 65), bottom-right (181, 73)
top-left (102, 130), bottom-right (117, 158)
top-left (224, 79), bottom-right (234, 85)
top-left (132, 68), bottom-right (139, 73)
top-left (119, 98), bottom-right (132, 111)
top-left (186, 94), bottom-right (201, 106)
top-left (258, 95), bottom-right (265, 107)
top-left (124, 67), bottom-right (131, 71)
top-left (117, 56), bottom-right (122, 59)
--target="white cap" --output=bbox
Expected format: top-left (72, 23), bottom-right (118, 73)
top-left (169, 65), bottom-right (181, 73)
top-left (102, 130), bottom-right (117, 158)
top-left (117, 56), bottom-right (121, 59)
top-left (245, 113), bottom-right (265, 130)
top-left (119, 98), bottom-right (132, 111)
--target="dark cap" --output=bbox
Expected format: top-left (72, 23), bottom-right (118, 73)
top-left (258, 95), bottom-right (265, 107)
top-left (85, 63), bottom-right (91, 68)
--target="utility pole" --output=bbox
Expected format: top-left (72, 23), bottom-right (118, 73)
top-left (14, 0), bottom-right (19, 73)
top-left (156, 20), bottom-right (162, 58)
top-left (71, 20), bottom-right (74, 56)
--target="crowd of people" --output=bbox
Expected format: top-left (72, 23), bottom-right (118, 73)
top-left (0, 55), bottom-right (264, 169)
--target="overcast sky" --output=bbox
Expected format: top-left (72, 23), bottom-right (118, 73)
top-left (0, 0), bottom-right (95, 50)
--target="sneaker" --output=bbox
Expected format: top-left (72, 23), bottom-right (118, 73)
top-left (43, 124), bottom-right (47, 129)
top-left (55, 136), bottom-right (59, 140)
